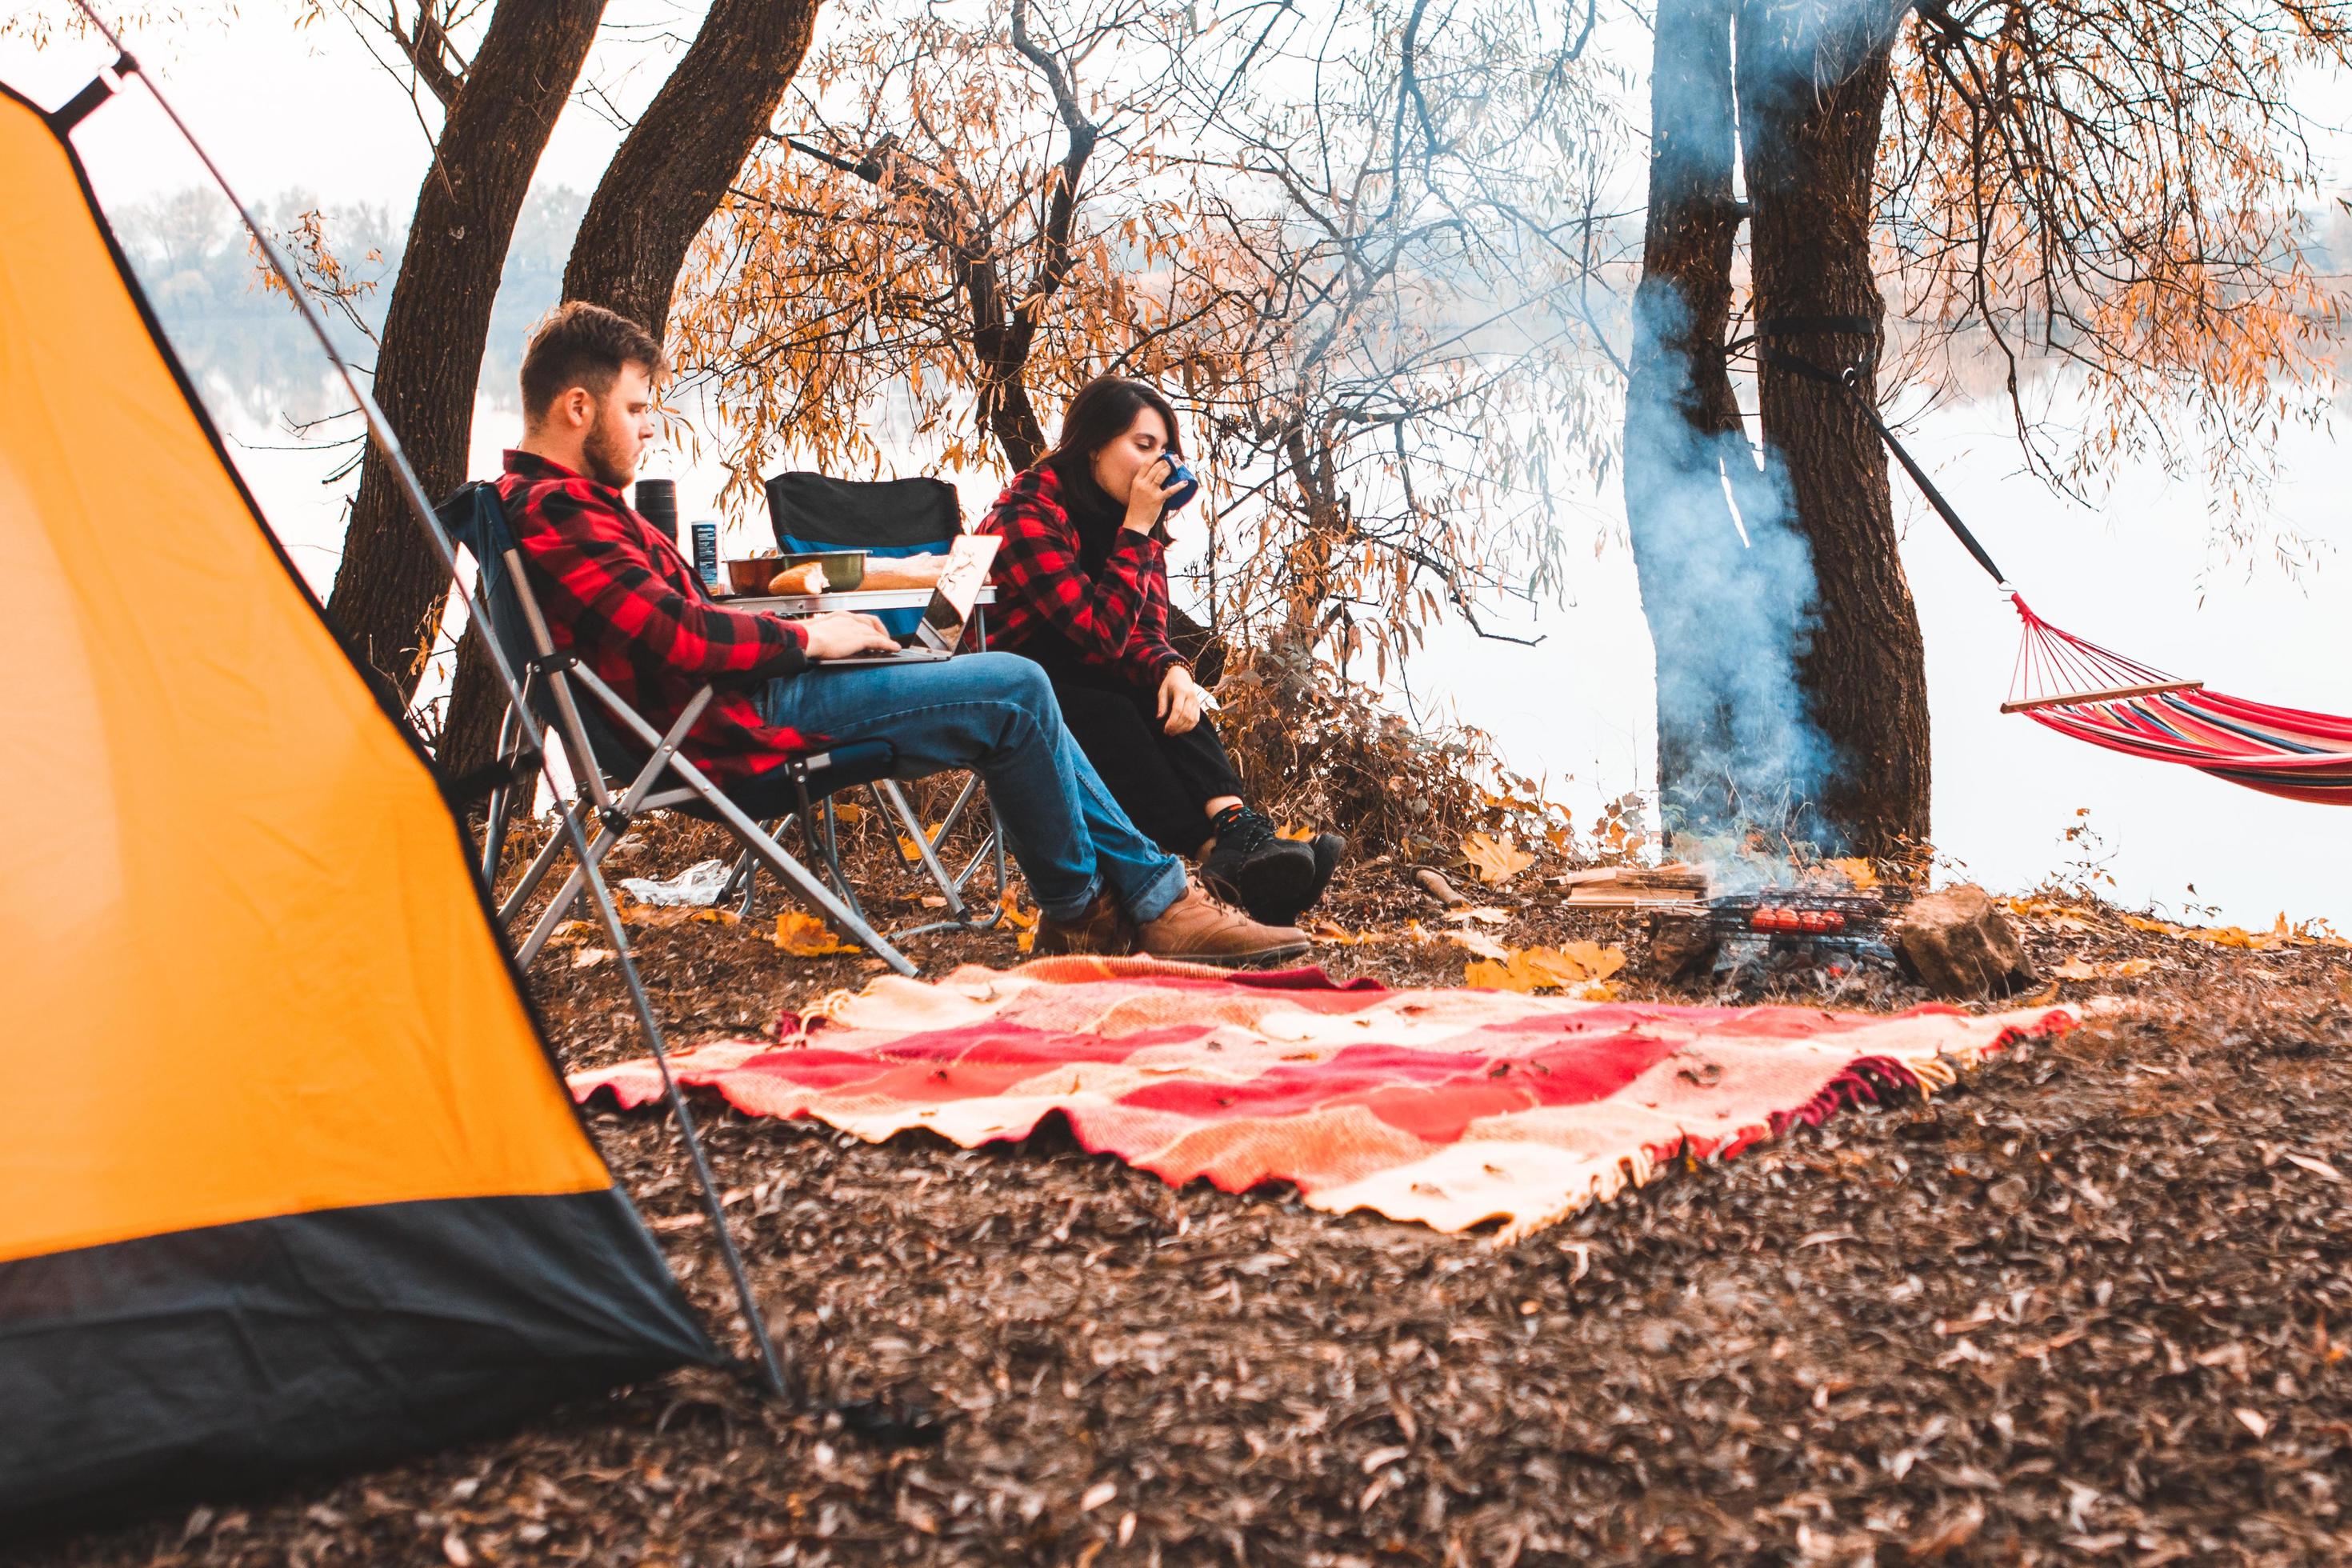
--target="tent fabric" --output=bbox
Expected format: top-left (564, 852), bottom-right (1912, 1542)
top-left (0, 80), bottom-right (712, 1526)
top-left (571, 957), bottom-right (2075, 1242)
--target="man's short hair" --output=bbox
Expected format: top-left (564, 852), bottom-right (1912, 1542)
top-left (519, 302), bottom-right (665, 422)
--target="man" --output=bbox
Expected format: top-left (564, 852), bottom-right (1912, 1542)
top-left (498, 301), bottom-right (1308, 964)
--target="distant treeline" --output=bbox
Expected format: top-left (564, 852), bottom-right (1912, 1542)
top-left (110, 178), bottom-right (2350, 443)
top-left (114, 183), bottom-right (586, 430)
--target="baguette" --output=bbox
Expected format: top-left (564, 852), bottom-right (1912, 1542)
top-left (766, 562), bottom-right (830, 596)
top-left (858, 554), bottom-right (946, 591)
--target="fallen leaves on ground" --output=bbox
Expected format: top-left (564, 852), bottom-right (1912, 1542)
top-left (75, 810), bottom-right (2352, 1568)
top-left (774, 910), bottom-right (859, 956)
top-left (2125, 911), bottom-right (2348, 951)
top-left (897, 822), bottom-right (946, 863)
top-left (2002, 897), bottom-right (2095, 933)
top-left (628, 906), bottom-right (735, 930)
top-left (1460, 831), bottom-right (1534, 886)
top-left (2051, 957), bottom-right (2157, 981)
top-left (1823, 856), bottom-right (1880, 890)
top-left (1464, 940), bottom-right (1627, 996)
top-left (545, 906), bottom-right (736, 946)
top-left (2283, 1151), bottom-right (2346, 1182)
top-left (1001, 894), bottom-right (1041, 954)
top-left (1446, 928), bottom-right (1513, 961)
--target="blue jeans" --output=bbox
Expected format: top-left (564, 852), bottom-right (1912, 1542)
top-left (757, 651), bottom-right (1187, 926)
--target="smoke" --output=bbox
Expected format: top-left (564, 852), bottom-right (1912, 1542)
top-left (1624, 286), bottom-right (1842, 886)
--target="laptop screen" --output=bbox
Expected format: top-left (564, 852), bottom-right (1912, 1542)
top-left (915, 534), bottom-right (1001, 653)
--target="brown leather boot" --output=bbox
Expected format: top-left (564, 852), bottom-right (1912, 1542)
top-left (1137, 885), bottom-right (1312, 968)
top-left (1031, 887), bottom-right (1136, 957)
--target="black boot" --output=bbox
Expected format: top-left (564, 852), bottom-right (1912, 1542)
top-left (1198, 805), bottom-right (1317, 923)
top-left (1254, 831), bottom-right (1348, 926)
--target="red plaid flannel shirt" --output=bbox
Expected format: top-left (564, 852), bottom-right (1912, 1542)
top-left (497, 450), bottom-right (814, 787)
top-left (977, 465), bottom-right (1186, 689)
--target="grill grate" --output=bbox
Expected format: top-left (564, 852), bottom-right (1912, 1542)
top-left (1679, 890), bottom-right (1900, 984)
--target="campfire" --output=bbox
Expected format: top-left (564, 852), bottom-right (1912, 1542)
top-left (1645, 870), bottom-right (1902, 990)
top-left (1698, 888), bottom-right (1898, 983)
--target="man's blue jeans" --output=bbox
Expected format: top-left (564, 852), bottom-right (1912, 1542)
top-left (758, 651), bottom-right (1187, 926)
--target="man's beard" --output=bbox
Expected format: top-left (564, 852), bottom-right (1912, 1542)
top-left (581, 419), bottom-right (637, 490)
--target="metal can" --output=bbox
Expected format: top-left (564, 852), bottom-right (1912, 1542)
top-left (690, 520), bottom-right (720, 590)
top-left (634, 477), bottom-right (678, 544)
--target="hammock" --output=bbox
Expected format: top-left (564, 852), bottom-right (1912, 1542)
top-left (2005, 598), bottom-right (2352, 805)
top-left (1761, 323), bottom-right (2352, 806)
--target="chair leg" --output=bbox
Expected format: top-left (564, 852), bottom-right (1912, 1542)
top-left (516, 697), bottom-right (714, 964)
top-left (517, 813), bottom-right (632, 966)
top-left (722, 818), bottom-right (791, 922)
top-left (536, 664), bottom-right (916, 974)
top-left (498, 798), bottom-right (591, 926)
top-left (478, 782), bottom-right (513, 887)
top-left (815, 798), bottom-right (866, 922)
top-left (951, 798), bottom-right (1009, 929)
top-left (477, 683), bottom-right (530, 887)
top-left (879, 778), bottom-right (966, 921)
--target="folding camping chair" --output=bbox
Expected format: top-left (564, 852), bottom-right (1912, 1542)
top-left (713, 471), bottom-right (1008, 939)
top-left (442, 483), bottom-right (922, 977)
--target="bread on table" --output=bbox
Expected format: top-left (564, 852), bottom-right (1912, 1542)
top-left (766, 562), bottom-right (830, 596)
top-left (858, 555), bottom-right (945, 591)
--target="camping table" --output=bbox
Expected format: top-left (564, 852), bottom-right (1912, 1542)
top-left (725, 586), bottom-right (997, 651)
top-left (724, 586), bottom-right (998, 617)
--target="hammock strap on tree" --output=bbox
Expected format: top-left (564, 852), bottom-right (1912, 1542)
top-left (1757, 322), bottom-right (2012, 589)
top-left (1755, 328), bottom-right (2352, 805)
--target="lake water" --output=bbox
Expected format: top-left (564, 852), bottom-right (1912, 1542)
top-left (210, 387), bottom-right (2352, 930)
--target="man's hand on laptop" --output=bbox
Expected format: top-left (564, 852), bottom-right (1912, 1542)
top-left (798, 610), bottom-right (899, 661)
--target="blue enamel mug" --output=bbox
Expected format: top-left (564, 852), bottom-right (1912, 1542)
top-left (1157, 454), bottom-right (1200, 521)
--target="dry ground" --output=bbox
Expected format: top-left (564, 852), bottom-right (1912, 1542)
top-left (19, 816), bottom-right (2352, 1567)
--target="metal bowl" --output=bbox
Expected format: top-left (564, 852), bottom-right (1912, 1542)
top-left (773, 550), bottom-right (867, 592)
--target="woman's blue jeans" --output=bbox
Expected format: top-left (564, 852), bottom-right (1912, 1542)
top-left (758, 651), bottom-right (1186, 926)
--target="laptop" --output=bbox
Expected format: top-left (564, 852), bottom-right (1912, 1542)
top-left (817, 533), bottom-right (1000, 667)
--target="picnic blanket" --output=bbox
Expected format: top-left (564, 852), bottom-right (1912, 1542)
top-left (570, 957), bottom-right (2074, 1240)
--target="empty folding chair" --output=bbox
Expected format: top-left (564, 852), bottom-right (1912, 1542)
top-left (713, 471), bottom-right (1007, 938)
top-left (441, 482), bottom-right (920, 976)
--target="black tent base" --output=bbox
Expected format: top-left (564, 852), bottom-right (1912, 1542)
top-left (0, 1190), bottom-right (717, 1530)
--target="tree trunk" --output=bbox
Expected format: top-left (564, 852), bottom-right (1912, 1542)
top-left (1738, 1), bottom-right (1929, 856)
top-left (322, 0), bottom-right (608, 703)
top-left (438, 0), bottom-right (827, 780)
top-left (1620, 0), bottom-right (1756, 848)
top-left (560, 0), bottom-right (824, 338)
top-left (981, 366), bottom-right (1049, 470)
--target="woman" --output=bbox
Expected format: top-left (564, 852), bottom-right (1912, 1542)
top-left (979, 377), bottom-right (1344, 925)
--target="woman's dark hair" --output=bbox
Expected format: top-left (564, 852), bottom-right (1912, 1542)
top-left (1043, 377), bottom-right (1184, 480)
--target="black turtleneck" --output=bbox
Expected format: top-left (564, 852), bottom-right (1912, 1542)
top-left (1048, 456), bottom-right (1170, 573)
top-left (1046, 456), bottom-right (1127, 574)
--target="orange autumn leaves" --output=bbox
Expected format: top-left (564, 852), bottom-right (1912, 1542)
top-left (1461, 831), bottom-right (1536, 886)
top-left (1453, 831), bottom-right (1626, 994)
top-left (1464, 940), bottom-right (1627, 998)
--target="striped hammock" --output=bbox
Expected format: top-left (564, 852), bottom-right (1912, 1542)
top-left (2005, 597), bottom-right (2352, 805)
top-left (1758, 326), bottom-right (2352, 807)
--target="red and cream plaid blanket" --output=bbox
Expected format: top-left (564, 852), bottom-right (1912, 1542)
top-left (570, 957), bottom-right (2074, 1239)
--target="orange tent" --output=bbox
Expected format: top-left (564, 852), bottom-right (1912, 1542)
top-left (0, 79), bottom-right (712, 1526)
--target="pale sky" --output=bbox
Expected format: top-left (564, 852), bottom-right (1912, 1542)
top-left (9, 4), bottom-right (2351, 928)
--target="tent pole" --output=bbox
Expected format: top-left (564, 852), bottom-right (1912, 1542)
top-left (60, 3), bottom-right (792, 1402)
